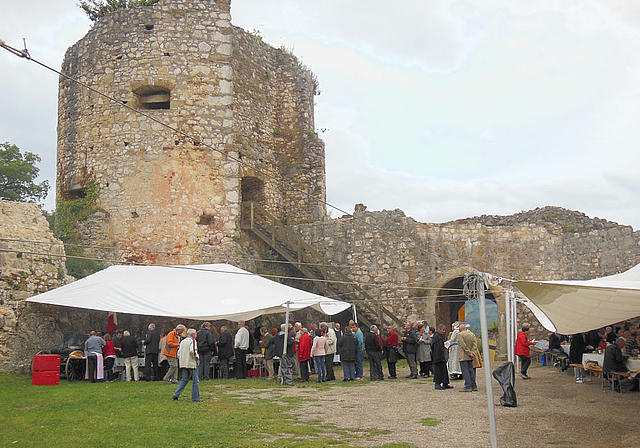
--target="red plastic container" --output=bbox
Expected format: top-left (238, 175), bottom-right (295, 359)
top-left (32, 370), bottom-right (60, 386)
top-left (248, 369), bottom-right (260, 378)
top-left (32, 354), bottom-right (61, 372)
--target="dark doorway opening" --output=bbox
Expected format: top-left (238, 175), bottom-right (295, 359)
top-left (436, 276), bottom-right (497, 331)
top-left (241, 176), bottom-right (265, 203)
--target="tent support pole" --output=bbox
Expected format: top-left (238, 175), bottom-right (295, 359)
top-left (352, 303), bottom-right (358, 324)
top-left (283, 301), bottom-right (291, 356)
top-left (511, 296), bottom-right (520, 372)
top-left (477, 273), bottom-right (498, 448)
top-left (505, 291), bottom-right (510, 362)
top-left (505, 291), bottom-right (512, 362)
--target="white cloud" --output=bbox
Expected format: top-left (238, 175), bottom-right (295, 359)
top-left (2, 0), bottom-right (640, 232)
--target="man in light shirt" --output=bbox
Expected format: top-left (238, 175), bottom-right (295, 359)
top-left (234, 320), bottom-right (250, 379)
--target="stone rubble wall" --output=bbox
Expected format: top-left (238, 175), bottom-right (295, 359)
top-left (294, 205), bottom-right (640, 339)
top-left (0, 200), bottom-right (72, 373)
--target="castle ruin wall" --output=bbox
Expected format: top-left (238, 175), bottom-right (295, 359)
top-left (294, 206), bottom-right (640, 338)
top-left (57, 0), bottom-right (325, 264)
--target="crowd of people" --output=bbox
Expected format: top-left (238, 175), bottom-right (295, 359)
top-left (275, 319), bottom-right (484, 392)
top-left (81, 316), bottom-right (640, 402)
top-left (82, 317), bottom-right (493, 400)
top-left (546, 320), bottom-right (640, 392)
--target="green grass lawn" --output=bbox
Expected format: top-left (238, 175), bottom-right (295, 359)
top-left (0, 373), bottom-right (411, 448)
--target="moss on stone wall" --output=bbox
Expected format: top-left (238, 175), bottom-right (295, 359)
top-left (55, 182), bottom-right (106, 278)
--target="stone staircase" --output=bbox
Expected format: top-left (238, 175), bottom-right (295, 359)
top-left (240, 201), bottom-right (405, 330)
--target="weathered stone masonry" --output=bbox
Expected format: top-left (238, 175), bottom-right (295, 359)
top-left (0, 200), bottom-right (70, 373)
top-left (294, 206), bottom-right (640, 339)
top-left (57, 0), bottom-right (325, 264)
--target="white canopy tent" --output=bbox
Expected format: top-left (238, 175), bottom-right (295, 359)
top-left (26, 263), bottom-right (351, 321)
top-left (514, 263), bottom-right (640, 335)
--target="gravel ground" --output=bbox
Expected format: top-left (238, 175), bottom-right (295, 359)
top-left (269, 363), bottom-right (639, 447)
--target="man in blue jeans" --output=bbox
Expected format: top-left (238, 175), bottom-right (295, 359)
top-left (350, 320), bottom-right (365, 380)
top-left (172, 328), bottom-right (200, 402)
top-left (457, 324), bottom-right (478, 392)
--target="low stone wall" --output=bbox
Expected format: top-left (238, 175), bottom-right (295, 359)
top-left (0, 200), bottom-right (71, 373)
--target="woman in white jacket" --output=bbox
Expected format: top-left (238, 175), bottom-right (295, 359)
top-left (173, 328), bottom-right (200, 402)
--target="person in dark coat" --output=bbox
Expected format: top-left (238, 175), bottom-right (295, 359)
top-left (196, 322), bottom-right (216, 381)
top-left (144, 323), bottom-right (161, 381)
top-left (585, 329), bottom-right (600, 352)
top-left (548, 332), bottom-right (568, 371)
top-left (569, 333), bottom-right (587, 365)
top-left (216, 325), bottom-right (233, 379)
top-left (113, 330), bottom-right (124, 359)
top-left (604, 326), bottom-right (617, 344)
top-left (338, 327), bottom-right (358, 381)
top-left (274, 324), bottom-right (295, 385)
top-left (603, 338), bottom-right (629, 373)
top-left (431, 324), bottom-right (452, 390)
top-left (121, 330), bottom-right (140, 381)
top-left (603, 338), bottom-right (638, 392)
top-left (401, 323), bottom-right (418, 379)
top-left (365, 325), bottom-right (384, 381)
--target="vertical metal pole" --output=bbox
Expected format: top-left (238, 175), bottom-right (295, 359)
top-left (505, 290), bottom-right (512, 362)
top-left (352, 303), bottom-right (358, 324)
top-left (283, 301), bottom-right (291, 356)
top-left (477, 273), bottom-right (498, 448)
top-left (509, 291), bottom-right (515, 363)
top-left (511, 295), bottom-right (520, 372)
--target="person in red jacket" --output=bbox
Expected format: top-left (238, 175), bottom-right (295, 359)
top-left (384, 326), bottom-right (399, 379)
top-left (103, 333), bottom-right (116, 381)
top-left (515, 324), bottom-right (536, 379)
top-left (297, 328), bottom-right (313, 382)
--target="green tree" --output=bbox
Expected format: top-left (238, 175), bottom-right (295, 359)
top-left (0, 142), bottom-right (49, 204)
top-left (79, 0), bottom-right (161, 22)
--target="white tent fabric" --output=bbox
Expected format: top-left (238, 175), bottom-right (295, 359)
top-left (26, 263), bottom-right (351, 321)
top-left (514, 264), bottom-right (640, 335)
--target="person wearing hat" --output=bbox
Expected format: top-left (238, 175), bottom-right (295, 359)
top-left (446, 322), bottom-right (462, 380)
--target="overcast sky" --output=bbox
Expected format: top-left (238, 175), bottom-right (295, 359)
top-left (2, 0), bottom-right (640, 229)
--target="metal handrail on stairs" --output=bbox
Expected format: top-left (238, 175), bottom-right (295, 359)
top-left (241, 201), bottom-right (405, 329)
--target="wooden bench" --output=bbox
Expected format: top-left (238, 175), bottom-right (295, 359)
top-left (570, 363), bottom-right (586, 382)
top-left (544, 351), bottom-right (560, 368)
top-left (584, 364), bottom-right (604, 387)
top-left (604, 371), bottom-right (629, 392)
top-left (530, 347), bottom-right (544, 364)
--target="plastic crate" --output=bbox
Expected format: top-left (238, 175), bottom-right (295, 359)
top-left (32, 354), bottom-right (61, 372)
top-left (32, 370), bottom-right (60, 386)
top-left (248, 369), bottom-right (260, 378)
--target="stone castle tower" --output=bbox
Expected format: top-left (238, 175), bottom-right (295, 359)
top-left (57, 0), bottom-right (326, 263)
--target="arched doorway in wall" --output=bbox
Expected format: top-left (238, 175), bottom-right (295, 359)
top-left (241, 176), bottom-right (265, 204)
top-left (436, 276), bottom-right (498, 336)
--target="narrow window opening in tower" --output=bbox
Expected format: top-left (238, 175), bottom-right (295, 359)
top-left (64, 187), bottom-right (87, 201)
top-left (134, 86), bottom-right (170, 110)
top-left (241, 177), bottom-right (265, 204)
top-left (197, 213), bottom-right (215, 226)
